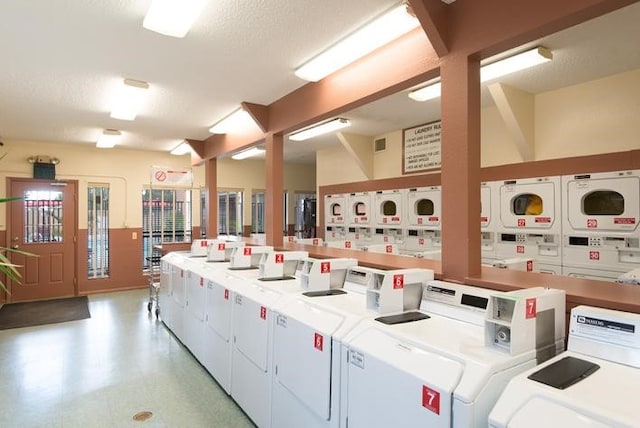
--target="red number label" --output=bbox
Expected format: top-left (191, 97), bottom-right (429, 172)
top-left (224, 289), bottom-right (229, 300)
top-left (418, 218), bottom-right (423, 225)
top-left (422, 386), bottom-right (440, 415)
top-left (260, 306), bottom-right (267, 320)
top-left (320, 262), bottom-right (331, 274)
top-left (383, 236), bottom-right (389, 243)
top-left (275, 253), bottom-right (284, 263)
top-left (355, 233), bottom-right (360, 239)
top-left (200, 240), bottom-right (208, 247)
top-left (345, 241), bottom-right (352, 249)
top-left (218, 243), bottom-right (225, 250)
top-left (526, 260), bottom-right (533, 272)
top-left (418, 238), bottom-right (425, 245)
top-left (517, 245), bottom-right (525, 254)
top-left (393, 274), bottom-right (404, 290)
top-left (383, 218), bottom-right (388, 224)
top-left (385, 245), bottom-right (393, 253)
top-left (314, 333), bottom-right (324, 351)
top-left (243, 247), bottom-right (252, 256)
top-left (589, 251), bottom-right (600, 261)
top-left (587, 219), bottom-right (598, 228)
top-left (526, 298), bottom-right (537, 319)
top-left (200, 277), bottom-right (204, 287)
top-left (288, 236), bottom-right (295, 242)
top-left (312, 239), bottom-right (318, 245)
top-left (517, 219), bottom-right (526, 227)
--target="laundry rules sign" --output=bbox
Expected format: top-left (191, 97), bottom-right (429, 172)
top-left (402, 120), bottom-right (441, 174)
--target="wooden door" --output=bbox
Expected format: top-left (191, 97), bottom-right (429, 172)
top-left (7, 178), bottom-right (77, 302)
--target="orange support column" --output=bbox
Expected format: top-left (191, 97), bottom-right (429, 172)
top-left (440, 53), bottom-right (482, 282)
top-left (205, 157), bottom-right (218, 238)
top-left (265, 134), bottom-right (284, 247)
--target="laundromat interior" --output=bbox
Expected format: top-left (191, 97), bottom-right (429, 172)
top-left (1, 1), bottom-right (639, 427)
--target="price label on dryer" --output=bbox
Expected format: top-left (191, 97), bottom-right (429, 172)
top-left (393, 274), bottom-right (404, 289)
top-left (422, 386), bottom-right (440, 415)
top-left (218, 243), bottom-right (226, 250)
top-left (314, 333), bottom-right (324, 351)
top-left (526, 298), bottom-right (537, 319)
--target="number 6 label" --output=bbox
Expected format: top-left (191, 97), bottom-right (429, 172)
top-left (393, 274), bottom-right (404, 290)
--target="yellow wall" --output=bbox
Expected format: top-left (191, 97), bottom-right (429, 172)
top-left (372, 130), bottom-right (404, 179)
top-left (316, 145), bottom-right (368, 186)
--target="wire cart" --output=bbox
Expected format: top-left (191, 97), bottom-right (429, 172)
top-left (145, 250), bottom-right (162, 318)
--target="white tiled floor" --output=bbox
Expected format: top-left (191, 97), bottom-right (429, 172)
top-left (0, 289), bottom-right (254, 427)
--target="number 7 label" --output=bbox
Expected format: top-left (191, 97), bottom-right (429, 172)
top-left (526, 298), bottom-right (537, 319)
top-left (422, 385), bottom-right (440, 414)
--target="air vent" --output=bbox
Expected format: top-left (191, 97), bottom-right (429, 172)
top-left (374, 138), bottom-right (386, 152)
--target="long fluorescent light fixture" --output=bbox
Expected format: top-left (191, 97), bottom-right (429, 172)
top-left (96, 129), bottom-right (121, 148)
top-left (110, 79), bottom-right (149, 121)
top-left (170, 141), bottom-right (192, 155)
top-left (143, 0), bottom-right (206, 38)
top-left (232, 147), bottom-right (265, 160)
top-left (289, 118), bottom-right (351, 141)
top-left (209, 109), bottom-right (254, 134)
top-left (295, 4), bottom-right (419, 82)
top-left (408, 47), bottom-right (553, 101)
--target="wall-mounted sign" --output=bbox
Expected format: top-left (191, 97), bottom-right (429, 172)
top-left (403, 120), bottom-right (441, 174)
top-left (150, 166), bottom-right (193, 187)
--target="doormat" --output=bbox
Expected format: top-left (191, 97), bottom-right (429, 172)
top-left (0, 296), bottom-right (90, 330)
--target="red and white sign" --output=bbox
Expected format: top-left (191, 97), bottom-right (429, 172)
top-left (275, 253), bottom-right (284, 264)
top-left (535, 217), bottom-right (551, 223)
top-left (260, 306), bottom-right (267, 320)
top-left (517, 245), bottom-right (525, 254)
top-left (345, 241), bottom-right (352, 249)
top-left (526, 298), bottom-right (537, 319)
top-left (526, 260), bottom-right (533, 272)
top-left (320, 262), bottom-right (331, 274)
top-left (517, 219), bottom-right (526, 227)
top-left (224, 289), bottom-right (229, 300)
top-left (589, 251), bottom-right (600, 261)
top-left (393, 274), bottom-right (404, 290)
top-left (218, 243), bottom-right (226, 250)
top-left (385, 245), bottom-right (393, 253)
top-left (150, 166), bottom-right (193, 187)
top-left (422, 385), bottom-right (440, 415)
top-left (391, 217), bottom-right (400, 222)
top-left (614, 217), bottom-right (636, 225)
top-left (587, 219), bottom-right (598, 228)
top-left (200, 240), bottom-right (208, 247)
top-left (428, 216), bottom-right (439, 222)
top-left (243, 247), bottom-right (252, 256)
top-left (314, 333), bottom-right (324, 352)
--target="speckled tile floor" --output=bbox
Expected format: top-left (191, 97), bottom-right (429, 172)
top-left (0, 289), bottom-right (254, 428)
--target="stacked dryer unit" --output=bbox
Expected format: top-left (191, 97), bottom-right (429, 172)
top-left (481, 182), bottom-right (498, 263)
top-left (324, 193), bottom-right (348, 241)
top-left (561, 170), bottom-right (640, 281)
top-left (489, 305), bottom-right (640, 427)
top-left (404, 186), bottom-right (442, 255)
top-left (373, 189), bottom-right (406, 245)
top-left (345, 192), bottom-right (375, 247)
top-left (493, 176), bottom-right (563, 274)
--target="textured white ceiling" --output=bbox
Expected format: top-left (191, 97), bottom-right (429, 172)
top-left (0, 1), bottom-right (639, 163)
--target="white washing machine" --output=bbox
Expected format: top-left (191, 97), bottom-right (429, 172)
top-left (341, 285), bottom-right (566, 428)
top-left (183, 260), bottom-right (213, 362)
top-left (562, 170), bottom-right (640, 281)
top-left (346, 192), bottom-right (374, 246)
top-left (373, 189), bottom-right (406, 245)
top-left (325, 193), bottom-right (348, 241)
top-left (404, 186), bottom-right (442, 254)
top-left (489, 305), bottom-right (640, 428)
top-left (481, 182), bottom-right (498, 263)
top-left (158, 252), bottom-right (184, 331)
top-left (494, 176), bottom-right (563, 271)
top-left (271, 267), bottom-right (434, 428)
top-left (161, 252), bottom-right (193, 340)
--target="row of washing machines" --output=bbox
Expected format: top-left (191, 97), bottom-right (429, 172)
top-left (325, 169), bottom-right (640, 281)
top-left (158, 239), bottom-right (640, 427)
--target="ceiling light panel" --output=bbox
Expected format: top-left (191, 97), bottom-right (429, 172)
top-left (295, 5), bottom-right (420, 82)
top-left (143, 0), bottom-right (206, 38)
top-left (110, 79), bottom-right (149, 121)
top-left (96, 129), bottom-right (121, 148)
top-left (231, 147), bottom-right (265, 160)
top-left (170, 141), bottom-right (192, 155)
top-left (209, 109), bottom-right (255, 134)
top-left (289, 118), bottom-right (351, 141)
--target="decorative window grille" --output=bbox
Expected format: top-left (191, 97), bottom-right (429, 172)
top-left (88, 184), bottom-right (109, 278)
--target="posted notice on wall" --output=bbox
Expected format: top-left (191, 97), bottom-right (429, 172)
top-left (402, 120), bottom-right (441, 174)
top-left (150, 166), bottom-right (193, 187)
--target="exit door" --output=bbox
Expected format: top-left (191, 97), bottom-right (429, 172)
top-left (7, 178), bottom-right (77, 302)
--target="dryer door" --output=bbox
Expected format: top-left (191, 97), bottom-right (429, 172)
top-left (407, 187), bottom-right (441, 228)
top-left (273, 301), bottom-right (344, 421)
top-left (564, 173), bottom-right (640, 233)
top-left (374, 190), bottom-right (404, 226)
top-left (349, 193), bottom-right (373, 227)
top-left (346, 328), bottom-right (462, 428)
top-left (499, 178), bottom-right (560, 230)
top-left (325, 194), bottom-right (347, 226)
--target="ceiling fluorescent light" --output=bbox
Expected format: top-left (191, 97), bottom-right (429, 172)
top-left (481, 47), bottom-right (552, 82)
top-left (408, 47), bottom-right (553, 102)
top-left (96, 129), bottom-right (121, 148)
top-left (170, 141), bottom-right (192, 155)
top-left (289, 118), bottom-right (351, 141)
top-left (231, 147), bottom-right (265, 160)
top-left (110, 78), bottom-right (149, 121)
top-left (209, 109), bottom-right (254, 134)
top-left (143, 0), bottom-right (206, 38)
top-left (408, 81), bottom-right (441, 102)
top-left (295, 5), bottom-right (419, 82)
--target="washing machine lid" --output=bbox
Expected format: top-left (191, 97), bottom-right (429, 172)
top-left (565, 173), bottom-right (640, 232)
top-left (506, 397), bottom-right (613, 428)
top-left (273, 302), bottom-right (345, 421)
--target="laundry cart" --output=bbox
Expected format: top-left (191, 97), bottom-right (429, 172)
top-left (404, 186), bottom-right (441, 255)
top-left (489, 305), bottom-right (640, 427)
top-left (346, 192), bottom-right (374, 246)
top-left (325, 193), bottom-right (348, 241)
top-left (561, 170), bottom-right (640, 281)
top-left (145, 246), bottom-right (163, 318)
top-left (494, 176), bottom-right (563, 274)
